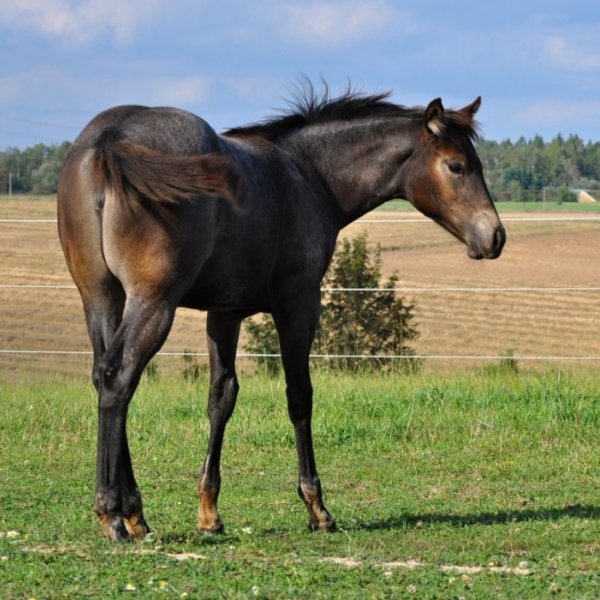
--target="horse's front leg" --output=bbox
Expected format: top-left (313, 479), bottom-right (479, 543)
top-left (274, 296), bottom-right (336, 532)
top-left (198, 311), bottom-right (241, 534)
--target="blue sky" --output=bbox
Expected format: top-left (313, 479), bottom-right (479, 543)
top-left (1, 0), bottom-right (600, 148)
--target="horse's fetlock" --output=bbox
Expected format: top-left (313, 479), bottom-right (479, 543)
top-left (199, 471), bottom-right (221, 496)
top-left (95, 490), bottom-right (121, 516)
top-left (122, 487), bottom-right (143, 516)
top-left (298, 477), bottom-right (322, 502)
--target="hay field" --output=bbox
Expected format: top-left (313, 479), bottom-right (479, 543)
top-left (1, 196), bottom-right (599, 380)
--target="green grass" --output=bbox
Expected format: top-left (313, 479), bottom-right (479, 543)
top-left (2, 370), bottom-right (600, 598)
top-left (376, 199), bottom-right (600, 213)
top-left (494, 201), bottom-right (600, 213)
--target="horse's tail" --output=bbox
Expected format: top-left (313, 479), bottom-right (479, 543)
top-left (94, 130), bottom-right (246, 212)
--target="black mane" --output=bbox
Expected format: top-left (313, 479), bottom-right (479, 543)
top-left (224, 83), bottom-right (479, 141)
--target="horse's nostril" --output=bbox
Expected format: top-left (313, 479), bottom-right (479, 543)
top-left (494, 225), bottom-right (506, 251)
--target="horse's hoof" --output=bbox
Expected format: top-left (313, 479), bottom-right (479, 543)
top-left (99, 514), bottom-right (132, 542)
top-left (198, 521), bottom-right (225, 535)
top-left (308, 517), bottom-right (337, 533)
top-left (124, 513), bottom-right (151, 542)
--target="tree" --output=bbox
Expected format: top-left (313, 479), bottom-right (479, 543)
top-left (244, 232), bottom-right (420, 374)
top-left (31, 142), bottom-right (71, 194)
top-left (0, 142), bottom-right (72, 195)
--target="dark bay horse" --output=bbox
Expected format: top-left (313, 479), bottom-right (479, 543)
top-left (57, 86), bottom-right (505, 541)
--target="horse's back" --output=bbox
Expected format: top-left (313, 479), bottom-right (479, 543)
top-left (70, 105), bottom-right (219, 154)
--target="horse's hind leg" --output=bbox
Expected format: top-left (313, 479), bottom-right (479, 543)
top-left (81, 278), bottom-right (126, 392)
top-left (94, 295), bottom-right (176, 541)
top-left (198, 311), bottom-right (241, 534)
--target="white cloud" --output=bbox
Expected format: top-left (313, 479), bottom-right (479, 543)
top-left (517, 100), bottom-right (600, 127)
top-left (0, 0), bottom-right (161, 44)
top-left (543, 31), bottom-right (600, 71)
top-left (277, 1), bottom-right (414, 47)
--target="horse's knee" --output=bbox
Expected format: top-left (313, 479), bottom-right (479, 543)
top-left (92, 355), bottom-right (109, 392)
top-left (92, 366), bottom-right (101, 392)
top-left (96, 361), bottom-right (134, 415)
top-left (97, 354), bottom-right (117, 385)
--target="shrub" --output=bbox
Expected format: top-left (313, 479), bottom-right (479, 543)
top-left (557, 186), bottom-right (577, 204)
top-left (244, 233), bottom-right (420, 374)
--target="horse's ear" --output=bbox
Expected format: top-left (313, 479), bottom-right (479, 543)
top-left (425, 98), bottom-right (445, 136)
top-left (459, 96), bottom-right (482, 119)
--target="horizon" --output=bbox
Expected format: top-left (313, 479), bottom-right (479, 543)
top-left (1, 1), bottom-right (599, 149)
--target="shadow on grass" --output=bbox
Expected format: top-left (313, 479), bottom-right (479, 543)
top-left (350, 504), bottom-right (600, 532)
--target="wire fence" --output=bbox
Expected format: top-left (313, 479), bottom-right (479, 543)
top-left (2, 212), bottom-right (600, 366)
top-left (4, 216), bottom-right (600, 224)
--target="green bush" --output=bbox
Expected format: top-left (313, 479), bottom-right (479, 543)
top-left (557, 185), bottom-right (577, 203)
top-left (244, 233), bottom-right (420, 374)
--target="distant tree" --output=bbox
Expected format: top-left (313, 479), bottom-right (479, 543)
top-left (31, 142), bottom-right (71, 194)
top-left (506, 180), bottom-right (524, 202)
top-left (0, 153), bottom-right (9, 194)
top-left (0, 142), bottom-right (71, 195)
top-left (477, 134), bottom-right (600, 201)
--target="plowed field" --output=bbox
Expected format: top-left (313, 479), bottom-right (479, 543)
top-left (1, 196), bottom-right (599, 379)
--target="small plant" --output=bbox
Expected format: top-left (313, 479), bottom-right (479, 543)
top-left (483, 349), bottom-right (519, 376)
top-left (499, 349), bottom-right (519, 374)
top-left (244, 319), bottom-right (281, 376)
top-left (144, 361), bottom-right (160, 380)
top-left (181, 350), bottom-right (204, 381)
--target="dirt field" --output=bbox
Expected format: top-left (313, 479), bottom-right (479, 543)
top-left (1, 196), bottom-right (599, 379)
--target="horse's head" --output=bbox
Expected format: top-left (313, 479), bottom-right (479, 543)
top-left (405, 97), bottom-right (505, 260)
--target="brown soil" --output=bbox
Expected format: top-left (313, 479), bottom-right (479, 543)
top-left (1, 198), bottom-right (599, 379)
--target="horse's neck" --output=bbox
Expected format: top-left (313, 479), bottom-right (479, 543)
top-left (284, 119), bottom-right (417, 224)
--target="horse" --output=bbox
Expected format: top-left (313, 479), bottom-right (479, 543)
top-left (57, 85), bottom-right (506, 541)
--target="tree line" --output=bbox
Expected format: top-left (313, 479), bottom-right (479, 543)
top-left (1, 134), bottom-right (600, 199)
top-left (477, 135), bottom-right (600, 201)
top-left (0, 142), bottom-right (71, 195)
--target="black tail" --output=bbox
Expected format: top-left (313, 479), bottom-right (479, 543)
top-left (94, 131), bottom-right (246, 212)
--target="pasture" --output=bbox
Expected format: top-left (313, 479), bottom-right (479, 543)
top-left (2, 371), bottom-right (600, 598)
top-left (1, 196), bottom-right (600, 597)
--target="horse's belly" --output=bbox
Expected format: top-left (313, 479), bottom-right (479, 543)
top-left (179, 278), bottom-right (271, 314)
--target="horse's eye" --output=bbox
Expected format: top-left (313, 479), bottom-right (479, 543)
top-left (447, 161), bottom-right (465, 175)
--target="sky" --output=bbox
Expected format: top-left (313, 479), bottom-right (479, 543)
top-left (1, 0), bottom-right (600, 149)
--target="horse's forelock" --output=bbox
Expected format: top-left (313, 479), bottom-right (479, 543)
top-left (440, 110), bottom-right (481, 142)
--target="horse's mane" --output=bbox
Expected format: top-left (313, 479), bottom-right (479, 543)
top-left (224, 81), bottom-right (480, 142)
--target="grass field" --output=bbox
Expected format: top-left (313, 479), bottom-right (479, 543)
top-left (2, 370), bottom-right (600, 598)
top-left (382, 199), bottom-right (600, 213)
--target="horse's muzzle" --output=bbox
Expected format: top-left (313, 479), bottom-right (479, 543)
top-left (466, 220), bottom-right (506, 260)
